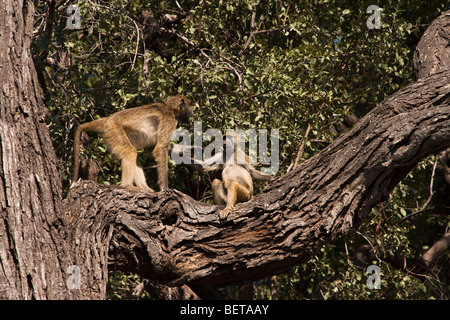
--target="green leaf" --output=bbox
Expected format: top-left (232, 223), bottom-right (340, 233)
top-left (400, 207), bottom-right (407, 217)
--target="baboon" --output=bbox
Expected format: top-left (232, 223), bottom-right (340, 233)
top-left (72, 95), bottom-right (193, 192)
top-left (191, 132), bottom-right (273, 220)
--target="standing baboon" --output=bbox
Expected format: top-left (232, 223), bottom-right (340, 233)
top-left (72, 95), bottom-right (193, 192)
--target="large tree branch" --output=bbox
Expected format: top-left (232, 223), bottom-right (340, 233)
top-left (414, 11), bottom-right (450, 79)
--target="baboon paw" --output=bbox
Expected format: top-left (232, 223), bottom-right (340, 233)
top-left (218, 208), bottom-right (232, 222)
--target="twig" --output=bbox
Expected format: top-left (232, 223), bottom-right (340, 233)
top-left (239, 0), bottom-right (261, 55)
top-left (399, 156), bottom-right (438, 222)
top-left (160, 27), bottom-right (213, 64)
top-left (223, 61), bottom-right (242, 86)
top-left (175, 0), bottom-right (184, 12)
top-left (292, 124), bottom-right (312, 171)
top-left (253, 28), bottom-right (281, 35)
top-left (355, 230), bottom-right (382, 264)
top-left (127, 17), bottom-right (140, 71)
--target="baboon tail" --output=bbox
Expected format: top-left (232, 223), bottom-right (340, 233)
top-left (245, 164), bottom-right (274, 181)
top-left (72, 118), bottom-right (107, 183)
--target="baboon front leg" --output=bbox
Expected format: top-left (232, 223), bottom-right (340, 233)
top-left (218, 181), bottom-right (251, 221)
top-left (120, 150), bottom-right (138, 189)
top-left (153, 144), bottom-right (169, 191)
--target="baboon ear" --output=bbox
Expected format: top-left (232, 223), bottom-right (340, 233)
top-left (179, 99), bottom-right (185, 109)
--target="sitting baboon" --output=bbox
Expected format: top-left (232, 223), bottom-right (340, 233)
top-left (190, 132), bottom-right (274, 220)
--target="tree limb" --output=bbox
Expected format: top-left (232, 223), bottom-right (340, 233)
top-left (422, 232), bottom-right (450, 268)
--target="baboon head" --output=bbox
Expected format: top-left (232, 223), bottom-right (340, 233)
top-left (166, 95), bottom-right (193, 124)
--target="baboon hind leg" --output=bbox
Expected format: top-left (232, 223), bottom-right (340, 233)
top-left (120, 149), bottom-right (138, 189)
top-left (219, 181), bottom-right (251, 221)
top-left (212, 179), bottom-right (227, 205)
top-left (108, 128), bottom-right (153, 192)
top-left (134, 159), bottom-right (154, 192)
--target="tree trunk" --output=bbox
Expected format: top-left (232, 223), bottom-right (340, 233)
top-left (0, 0), bottom-right (69, 299)
top-left (0, 0), bottom-right (96, 299)
top-left (0, 0), bottom-right (449, 299)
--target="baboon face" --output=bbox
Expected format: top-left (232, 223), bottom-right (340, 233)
top-left (223, 131), bottom-right (242, 149)
top-left (178, 98), bottom-right (194, 124)
top-left (168, 95), bottom-right (193, 124)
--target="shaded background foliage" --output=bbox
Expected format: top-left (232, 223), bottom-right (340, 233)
top-left (32, 0), bottom-right (449, 299)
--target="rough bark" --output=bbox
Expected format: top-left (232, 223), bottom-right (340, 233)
top-left (0, 0), bottom-right (95, 300)
top-left (413, 11), bottom-right (450, 79)
top-left (0, 0), bottom-right (70, 299)
top-left (0, 0), bottom-right (449, 299)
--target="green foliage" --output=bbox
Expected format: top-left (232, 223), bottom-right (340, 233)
top-left (107, 272), bottom-right (150, 300)
top-left (32, 0), bottom-right (449, 299)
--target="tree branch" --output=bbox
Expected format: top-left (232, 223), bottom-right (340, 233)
top-left (399, 156), bottom-right (438, 222)
top-left (422, 232), bottom-right (450, 268)
top-left (239, 0), bottom-right (262, 55)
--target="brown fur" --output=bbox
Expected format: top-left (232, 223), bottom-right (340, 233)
top-left (195, 132), bottom-right (273, 220)
top-left (72, 95), bottom-right (193, 192)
